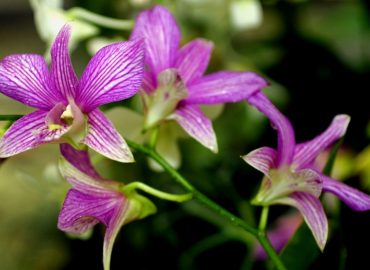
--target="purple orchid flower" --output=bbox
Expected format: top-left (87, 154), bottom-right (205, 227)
top-left (242, 92), bottom-right (370, 250)
top-left (130, 5), bottom-right (267, 152)
top-left (58, 144), bottom-right (156, 270)
top-left (0, 25), bottom-right (144, 162)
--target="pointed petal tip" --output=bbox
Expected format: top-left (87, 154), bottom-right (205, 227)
top-left (116, 148), bottom-right (135, 163)
top-left (241, 147), bottom-right (276, 176)
top-left (210, 142), bottom-right (218, 153)
top-left (333, 114), bottom-right (351, 136)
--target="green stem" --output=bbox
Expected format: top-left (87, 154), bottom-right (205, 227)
top-left (69, 7), bottom-right (134, 30)
top-left (127, 140), bottom-right (286, 270)
top-left (123, 181), bottom-right (192, 202)
top-left (0, 115), bottom-right (23, 121)
top-left (148, 127), bottom-right (159, 149)
top-left (258, 206), bottom-right (269, 231)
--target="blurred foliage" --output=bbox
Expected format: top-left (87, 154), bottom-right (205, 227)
top-left (0, 0), bottom-right (369, 269)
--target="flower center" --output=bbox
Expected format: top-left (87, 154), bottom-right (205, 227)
top-left (45, 100), bottom-right (87, 148)
top-left (142, 68), bottom-right (188, 130)
top-left (252, 166), bottom-right (322, 206)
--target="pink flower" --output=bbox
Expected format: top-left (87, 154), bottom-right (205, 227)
top-left (0, 25), bottom-right (144, 162)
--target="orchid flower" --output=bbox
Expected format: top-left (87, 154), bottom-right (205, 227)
top-left (243, 92), bottom-right (370, 250)
top-left (58, 144), bottom-right (156, 270)
top-left (130, 5), bottom-right (267, 153)
top-left (0, 25), bottom-right (144, 162)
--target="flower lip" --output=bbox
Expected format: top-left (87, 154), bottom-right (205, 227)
top-left (143, 68), bottom-right (188, 130)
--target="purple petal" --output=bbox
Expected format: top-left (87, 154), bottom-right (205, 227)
top-left (141, 70), bottom-right (156, 93)
top-left (276, 192), bottom-right (328, 251)
top-left (184, 71), bottom-right (267, 105)
top-left (103, 202), bottom-right (130, 270)
top-left (60, 143), bottom-right (101, 178)
top-left (0, 54), bottom-right (62, 109)
top-left (131, 5), bottom-right (180, 76)
top-left (293, 115), bottom-right (350, 169)
top-left (175, 39), bottom-right (213, 84)
top-left (50, 25), bottom-right (78, 100)
top-left (0, 110), bottom-right (48, 157)
top-left (321, 174), bottom-right (370, 211)
top-left (58, 189), bottom-right (125, 234)
top-left (83, 109), bottom-right (134, 163)
top-left (241, 147), bottom-right (276, 176)
top-left (59, 156), bottom-right (119, 195)
top-left (76, 40), bottom-right (144, 112)
top-left (248, 92), bottom-right (295, 167)
top-left (172, 105), bottom-right (217, 152)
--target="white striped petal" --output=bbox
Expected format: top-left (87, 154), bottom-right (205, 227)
top-left (130, 5), bottom-right (180, 77)
top-left (58, 189), bottom-right (123, 234)
top-left (0, 110), bottom-right (48, 157)
top-left (275, 192), bottom-right (328, 251)
top-left (294, 115), bottom-right (350, 169)
top-left (83, 109), bottom-right (134, 163)
top-left (0, 54), bottom-right (62, 109)
top-left (50, 25), bottom-right (78, 99)
top-left (185, 71), bottom-right (267, 105)
top-left (248, 92), bottom-right (295, 166)
top-left (241, 147), bottom-right (277, 176)
top-left (321, 174), bottom-right (370, 211)
top-left (77, 40), bottom-right (144, 112)
top-left (175, 39), bottom-right (213, 84)
top-left (60, 143), bottom-right (100, 178)
top-left (172, 105), bottom-right (217, 153)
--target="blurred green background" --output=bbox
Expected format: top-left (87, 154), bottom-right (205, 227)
top-left (0, 0), bottom-right (369, 269)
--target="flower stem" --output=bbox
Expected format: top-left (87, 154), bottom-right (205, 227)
top-left (69, 7), bottom-right (134, 30)
top-left (127, 139), bottom-right (286, 270)
top-left (258, 206), bottom-right (269, 232)
top-left (148, 127), bottom-right (159, 149)
top-left (123, 181), bottom-right (192, 202)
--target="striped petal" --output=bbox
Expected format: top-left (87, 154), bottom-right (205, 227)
top-left (103, 202), bottom-right (130, 270)
top-left (276, 192), bottom-right (328, 251)
top-left (60, 143), bottom-right (101, 178)
top-left (175, 39), bottom-right (213, 84)
top-left (321, 174), bottom-right (370, 211)
top-left (83, 109), bottom-right (134, 163)
top-left (131, 5), bottom-right (180, 77)
top-left (248, 92), bottom-right (295, 166)
top-left (0, 110), bottom-right (48, 157)
top-left (0, 54), bottom-right (62, 109)
top-left (59, 156), bottom-right (117, 195)
top-left (50, 25), bottom-right (78, 100)
top-left (57, 189), bottom-right (124, 234)
top-left (172, 105), bottom-right (217, 153)
top-left (58, 157), bottom-right (156, 270)
top-left (76, 39), bottom-right (144, 112)
top-left (293, 115), bottom-right (350, 169)
top-left (241, 147), bottom-right (277, 176)
top-left (185, 71), bottom-right (267, 105)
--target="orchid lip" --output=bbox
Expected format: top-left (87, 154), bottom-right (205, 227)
top-left (143, 68), bottom-right (188, 130)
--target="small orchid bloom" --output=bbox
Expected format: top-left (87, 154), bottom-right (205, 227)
top-left (243, 92), bottom-right (370, 250)
top-left (131, 5), bottom-right (267, 152)
top-left (58, 144), bottom-right (156, 270)
top-left (0, 25), bottom-right (144, 162)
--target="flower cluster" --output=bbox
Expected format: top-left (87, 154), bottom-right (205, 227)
top-left (0, 4), bottom-right (369, 270)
